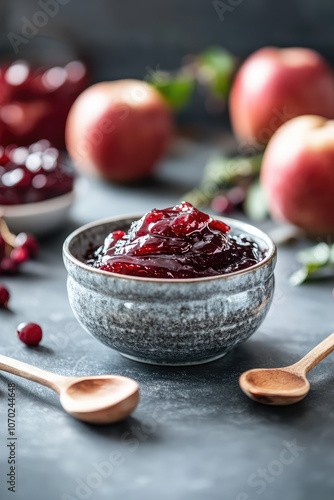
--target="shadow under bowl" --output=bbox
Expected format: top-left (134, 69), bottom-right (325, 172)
top-left (63, 215), bottom-right (277, 366)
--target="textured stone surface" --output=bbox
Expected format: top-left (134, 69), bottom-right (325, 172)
top-left (0, 137), bottom-right (333, 500)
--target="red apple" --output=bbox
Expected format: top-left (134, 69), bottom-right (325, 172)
top-left (261, 115), bottom-right (334, 236)
top-left (230, 47), bottom-right (334, 146)
top-left (65, 79), bottom-right (173, 182)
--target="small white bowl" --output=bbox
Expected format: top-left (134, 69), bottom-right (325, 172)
top-left (1, 188), bottom-right (76, 236)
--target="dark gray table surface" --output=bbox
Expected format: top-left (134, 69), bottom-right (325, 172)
top-left (0, 136), bottom-right (333, 500)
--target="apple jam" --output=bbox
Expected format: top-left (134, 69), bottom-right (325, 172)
top-left (85, 202), bottom-right (264, 279)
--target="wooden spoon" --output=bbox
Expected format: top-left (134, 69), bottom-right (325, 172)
top-left (0, 354), bottom-right (139, 424)
top-left (239, 332), bottom-right (334, 405)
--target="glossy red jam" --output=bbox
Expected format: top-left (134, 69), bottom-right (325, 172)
top-left (0, 60), bottom-right (88, 148)
top-left (0, 140), bottom-right (74, 205)
top-left (85, 202), bottom-right (263, 279)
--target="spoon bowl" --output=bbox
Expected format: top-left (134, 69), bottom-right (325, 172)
top-left (239, 332), bottom-right (334, 405)
top-left (59, 375), bottom-right (139, 424)
top-left (239, 368), bottom-right (310, 405)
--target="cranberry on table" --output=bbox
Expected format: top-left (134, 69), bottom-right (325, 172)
top-left (15, 233), bottom-right (39, 258)
top-left (10, 245), bottom-right (30, 264)
top-left (17, 322), bottom-right (42, 346)
top-left (0, 284), bottom-right (9, 308)
top-left (0, 257), bottom-right (18, 274)
top-left (0, 217), bottom-right (39, 275)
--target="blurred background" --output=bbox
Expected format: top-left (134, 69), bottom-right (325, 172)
top-left (1, 0), bottom-right (334, 124)
top-left (0, 0), bottom-right (333, 282)
top-left (1, 5), bottom-right (334, 500)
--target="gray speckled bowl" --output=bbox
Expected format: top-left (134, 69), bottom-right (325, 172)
top-left (63, 215), bottom-right (276, 366)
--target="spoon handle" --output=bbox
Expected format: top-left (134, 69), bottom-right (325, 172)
top-left (0, 354), bottom-right (66, 392)
top-left (293, 332), bottom-right (334, 374)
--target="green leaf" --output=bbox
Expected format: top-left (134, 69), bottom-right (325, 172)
top-left (197, 47), bottom-right (237, 99)
top-left (182, 154), bottom-right (263, 208)
top-left (244, 180), bottom-right (269, 221)
top-left (289, 267), bottom-right (309, 286)
top-left (298, 242), bottom-right (331, 266)
top-left (205, 154), bottom-right (263, 187)
top-left (182, 189), bottom-right (212, 208)
top-left (147, 71), bottom-right (195, 110)
top-left (290, 243), bottom-right (334, 286)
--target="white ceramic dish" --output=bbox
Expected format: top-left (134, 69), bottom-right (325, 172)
top-left (1, 186), bottom-right (77, 236)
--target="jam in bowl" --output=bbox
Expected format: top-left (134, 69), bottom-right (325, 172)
top-left (0, 140), bottom-right (74, 206)
top-left (0, 140), bottom-right (77, 235)
top-left (63, 206), bottom-right (277, 365)
top-left (85, 202), bottom-right (264, 279)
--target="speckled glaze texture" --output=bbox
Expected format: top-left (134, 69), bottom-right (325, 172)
top-left (63, 215), bottom-right (276, 365)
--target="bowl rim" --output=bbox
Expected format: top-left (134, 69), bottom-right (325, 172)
top-left (0, 177), bottom-right (88, 218)
top-left (0, 189), bottom-right (75, 218)
top-left (63, 213), bottom-right (277, 283)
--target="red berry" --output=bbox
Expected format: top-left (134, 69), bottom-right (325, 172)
top-left (0, 257), bottom-right (18, 274)
top-left (145, 211), bottom-right (163, 224)
top-left (17, 322), bottom-right (42, 346)
top-left (15, 233), bottom-right (39, 258)
top-left (208, 218), bottom-right (231, 233)
top-left (111, 230), bottom-right (126, 241)
top-left (0, 285), bottom-right (9, 308)
top-left (227, 187), bottom-right (246, 206)
top-left (11, 246), bottom-right (30, 264)
top-left (0, 146), bottom-right (10, 164)
top-left (211, 195), bottom-right (234, 216)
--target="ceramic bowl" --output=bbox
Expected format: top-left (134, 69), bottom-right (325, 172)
top-left (63, 215), bottom-right (277, 366)
top-left (1, 191), bottom-right (75, 236)
top-left (1, 179), bottom-right (85, 236)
